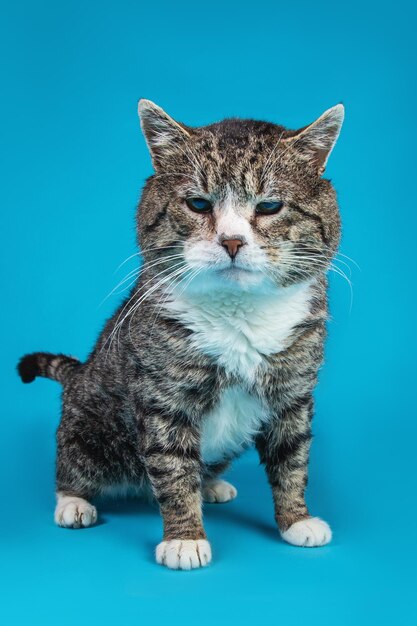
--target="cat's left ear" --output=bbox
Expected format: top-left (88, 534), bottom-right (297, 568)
top-left (282, 104), bottom-right (344, 174)
top-left (138, 99), bottom-right (191, 169)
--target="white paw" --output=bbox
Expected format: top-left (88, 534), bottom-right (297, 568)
top-left (202, 479), bottom-right (237, 503)
top-left (281, 517), bottom-right (332, 547)
top-left (156, 539), bottom-right (212, 570)
top-left (54, 495), bottom-right (97, 529)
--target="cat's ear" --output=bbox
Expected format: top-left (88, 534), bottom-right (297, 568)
top-left (282, 104), bottom-right (344, 174)
top-left (138, 99), bottom-right (191, 168)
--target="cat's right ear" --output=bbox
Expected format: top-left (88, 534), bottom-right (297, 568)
top-left (138, 99), bottom-right (191, 169)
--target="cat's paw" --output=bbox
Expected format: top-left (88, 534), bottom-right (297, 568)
top-left (155, 539), bottom-right (212, 570)
top-left (281, 517), bottom-right (332, 547)
top-left (54, 495), bottom-right (97, 529)
top-left (202, 479), bottom-right (237, 503)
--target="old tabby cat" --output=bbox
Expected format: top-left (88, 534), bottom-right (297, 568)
top-left (18, 100), bottom-right (344, 570)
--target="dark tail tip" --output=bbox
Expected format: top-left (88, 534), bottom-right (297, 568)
top-left (17, 354), bottom-right (40, 383)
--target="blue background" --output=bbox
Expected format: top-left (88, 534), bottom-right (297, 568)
top-left (2, 1), bottom-right (416, 624)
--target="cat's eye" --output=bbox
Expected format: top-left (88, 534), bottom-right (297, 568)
top-left (255, 200), bottom-right (284, 215)
top-left (185, 197), bottom-right (213, 213)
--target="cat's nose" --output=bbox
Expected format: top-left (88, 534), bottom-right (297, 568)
top-left (221, 237), bottom-right (245, 259)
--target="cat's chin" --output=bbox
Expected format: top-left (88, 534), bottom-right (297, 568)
top-left (183, 266), bottom-right (272, 295)
top-left (217, 266), bottom-right (264, 287)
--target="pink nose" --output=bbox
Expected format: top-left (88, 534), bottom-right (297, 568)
top-left (221, 238), bottom-right (244, 259)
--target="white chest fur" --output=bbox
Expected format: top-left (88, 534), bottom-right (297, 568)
top-left (165, 279), bottom-right (314, 381)
top-left (165, 279), bottom-right (314, 463)
top-left (200, 385), bottom-right (268, 463)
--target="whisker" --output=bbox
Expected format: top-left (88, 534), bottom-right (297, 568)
top-left (101, 261), bottom-right (186, 357)
top-left (147, 265), bottom-right (206, 339)
top-left (329, 263), bottom-right (354, 312)
top-left (111, 266), bottom-right (186, 360)
top-left (115, 245), bottom-right (183, 272)
top-left (115, 252), bottom-right (141, 273)
top-left (101, 254), bottom-right (185, 307)
top-left (273, 240), bottom-right (360, 270)
top-left (266, 248), bottom-right (355, 305)
top-left (99, 271), bottom-right (141, 306)
top-left (114, 261), bottom-right (186, 339)
top-left (334, 251), bottom-right (361, 270)
top-left (125, 264), bottom-right (187, 346)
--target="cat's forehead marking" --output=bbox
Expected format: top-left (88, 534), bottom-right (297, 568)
top-left (192, 142), bottom-right (270, 199)
top-left (187, 123), bottom-right (286, 200)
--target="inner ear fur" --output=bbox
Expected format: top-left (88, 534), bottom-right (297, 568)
top-left (138, 99), bottom-right (191, 168)
top-left (282, 104), bottom-right (344, 174)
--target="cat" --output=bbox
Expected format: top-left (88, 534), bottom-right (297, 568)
top-left (18, 99), bottom-right (344, 570)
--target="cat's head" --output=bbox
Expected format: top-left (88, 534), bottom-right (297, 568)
top-left (137, 100), bottom-right (343, 292)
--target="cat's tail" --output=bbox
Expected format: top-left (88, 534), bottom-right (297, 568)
top-left (17, 352), bottom-right (82, 386)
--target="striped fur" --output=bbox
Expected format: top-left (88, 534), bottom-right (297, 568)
top-left (18, 352), bottom-right (81, 385)
top-left (18, 101), bottom-right (344, 568)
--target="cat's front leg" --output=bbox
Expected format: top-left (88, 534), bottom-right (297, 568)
top-left (256, 395), bottom-right (332, 547)
top-left (143, 411), bottom-right (211, 570)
